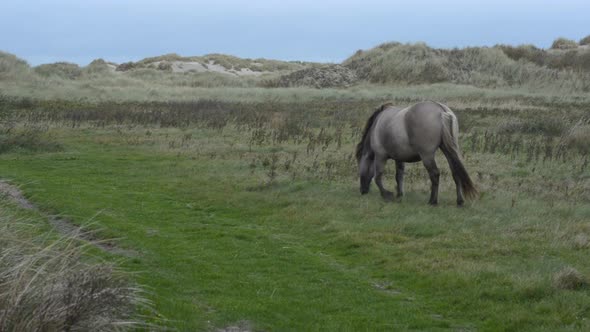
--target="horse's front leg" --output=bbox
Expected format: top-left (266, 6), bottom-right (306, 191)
top-left (374, 156), bottom-right (394, 202)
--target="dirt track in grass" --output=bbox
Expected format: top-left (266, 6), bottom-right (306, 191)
top-left (0, 179), bottom-right (136, 257)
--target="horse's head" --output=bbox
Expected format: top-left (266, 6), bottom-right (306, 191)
top-left (358, 151), bottom-right (374, 195)
top-left (356, 105), bottom-right (387, 195)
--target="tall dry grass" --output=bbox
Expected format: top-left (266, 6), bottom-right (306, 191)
top-left (0, 210), bottom-right (150, 331)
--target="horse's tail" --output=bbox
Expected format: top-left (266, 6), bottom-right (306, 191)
top-left (438, 103), bottom-right (479, 200)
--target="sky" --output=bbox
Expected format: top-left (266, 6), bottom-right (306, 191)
top-left (1, 0), bottom-right (589, 66)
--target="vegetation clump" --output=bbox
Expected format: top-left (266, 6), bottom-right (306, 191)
top-left (500, 43), bottom-right (590, 72)
top-left (133, 53), bottom-right (310, 73)
top-left (344, 42), bottom-right (449, 84)
top-left (0, 126), bottom-right (62, 154)
top-left (272, 64), bottom-right (358, 88)
top-left (0, 210), bottom-right (147, 331)
top-left (157, 61), bottom-right (173, 71)
top-left (34, 62), bottom-right (83, 79)
top-left (552, 267), bottom-right (588, 290)
top-left (116, 61), bottom-right (137, 72)
top-left (85, 58), bottom-right (112, 75)
top-left (0, 51), bottom-right (31, 80)
top-left (551, 37), bottom-right (579, 50)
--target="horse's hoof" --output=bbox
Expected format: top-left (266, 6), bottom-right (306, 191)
top-left (457, 201), bottom-right (464, 207)
top-left (428, 201), bottom-right (438, 206)
top-left (382, 192), bottom-right (394, 202)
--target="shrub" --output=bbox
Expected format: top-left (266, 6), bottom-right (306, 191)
top-left (580, 35), bottom-right (590, 46)
top-left (551, 37), bottom-right (578, 50)
top-left (85, 58), bottom-right (112, 75)
top-left (138, 53), bottom-right (187, 64)
top-left (498, 44), bottom-right (546, 66)
top-left (344, 43), bottom-right (449, 84)
top-left (499, 43), bottom-right (590, 72)
top-left (157, 61), bottom-right (173, 71)
top-left (34, 62), bottom-right (83, 79)
top-left (273, 65), bottom-right (358, 88)
top-left (116, 62), bottom-right (136, 72)
top-left (0, 51), bottom-right (31, 81)
top-left (0, 125), bottom-right (62, 154)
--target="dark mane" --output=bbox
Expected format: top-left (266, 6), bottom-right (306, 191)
top-left (355, 103), bottom-right (393, 161)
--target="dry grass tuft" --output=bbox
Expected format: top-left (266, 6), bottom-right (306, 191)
top-left (0, 213), bottom-right (150, 331)
top-left (572, 233), bottom-right (589, 250)
top-left (552, 267), bottom-right (587, 290)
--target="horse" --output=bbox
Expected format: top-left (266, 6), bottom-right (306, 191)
top-left (356, 101), bottom-right (478, 206)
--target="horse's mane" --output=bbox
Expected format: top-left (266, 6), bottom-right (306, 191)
top-left (355, 103), bottom-right (393, 161)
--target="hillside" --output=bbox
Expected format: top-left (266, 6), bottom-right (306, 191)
top-left (342, 42), bottom-right (590, 91)
top-left (2, 35), bottom-right (590, 93)
top-left (116, 53), bottom-right (314, 76)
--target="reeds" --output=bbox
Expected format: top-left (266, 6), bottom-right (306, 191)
top-left (0, 213), bottom-right (151, 331)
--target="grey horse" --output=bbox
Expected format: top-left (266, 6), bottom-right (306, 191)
top-left (356, 101), bottom-right (477, 206)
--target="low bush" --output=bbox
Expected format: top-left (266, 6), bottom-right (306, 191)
top-left (85, 58), bottom-right (112, 76)
top-left (551, 37), bottom-right (578, 50)
top-left (34, 62), bottom-right (83, 80)
top-left (0, 51), bottom-right (32, 81)
top-left (271, 64), bottom-right (358, 88)
top-left (0, 125), bottom-right (62, 154)
top-left (116, 62), bottom-right (136, 72)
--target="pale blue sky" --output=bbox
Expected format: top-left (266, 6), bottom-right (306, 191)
top-left (1, 0), bottom-right (588, 65)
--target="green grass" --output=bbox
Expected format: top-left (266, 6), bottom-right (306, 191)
top-left (0, 119), bottom-right (588, 330)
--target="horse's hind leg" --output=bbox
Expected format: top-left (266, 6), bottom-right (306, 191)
top-left (441, 147), bottom-right (465, 206)
top-left (395, 161), bottom-right (405, 198)
top-left (421, 154), bottom-right (440, 205)
top-left (374, 156), bottom-right (394, 201)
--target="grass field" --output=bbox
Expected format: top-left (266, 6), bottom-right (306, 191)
top-left (1, 93), bottom-right (589, 330)
top-left (1, 40), bottom-right (590, 330)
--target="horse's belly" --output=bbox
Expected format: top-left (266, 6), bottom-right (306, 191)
top-left (374, 126), bottom-right (420, 162)
top-left (371, 106), bottom-right (424, 162)
top-left (388, 147), bottom-right (421, 162)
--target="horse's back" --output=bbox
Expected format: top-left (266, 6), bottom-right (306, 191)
top-left (371, 101), bottom-right (446, 162)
